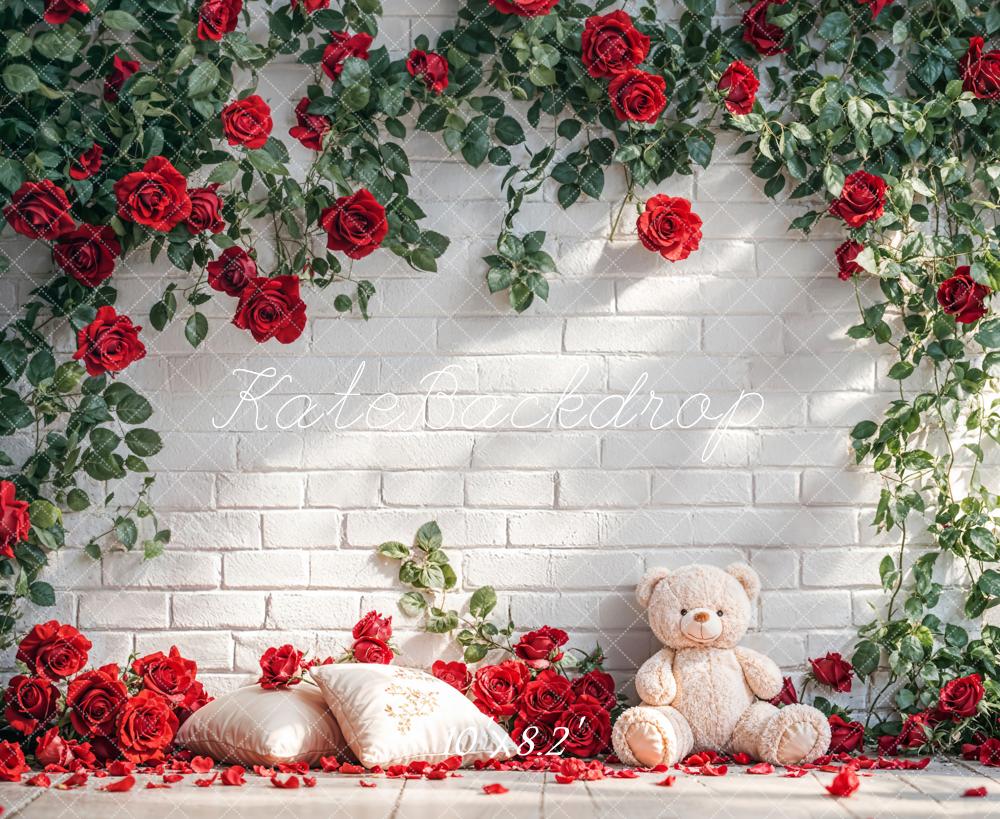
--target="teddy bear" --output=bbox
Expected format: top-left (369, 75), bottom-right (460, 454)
top-left (611, 562), bottom-right (831, 767)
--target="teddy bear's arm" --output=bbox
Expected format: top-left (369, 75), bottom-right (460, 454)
top-left (734, 646), bottom-right (783, 700)
top-left (635, 648), bottom-right (677, 706)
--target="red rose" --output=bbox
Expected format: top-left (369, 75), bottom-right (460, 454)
top-left (0, 741), bottom-right (28, 782)
top-left (114, 155), bottom-right (192, 232)
top-left (980, 738), bottom-right (1000, 767)
top-left (718, 60), bottom-right (759, 115)
top-left (353, 610), bottom-right (392, 642)
top-left (353, 637), bottom-right (393, 664)
top-left (291, 0), bottom-right (329, 10)
top-left (207, 246), bottom-right (257, 296)
top-left (103, 54), bottom-right (140, 102)
top-left (322, 32), bottom-right (373, 81)
top-left (809, 652), bottom-right (853, 692)
top-left (66, 664), bottom-right (128, 737)
top-left (3, 179), bottom-right (74, 240)
top-left (471, 660), bottom-right (530, 719)
top-left (407, 50), bottom-right (449, 94)
top-left (829, 170), bottom-right (886, 228)
top-left (221, 95), bottom-right (273, 150)
top-left (938, 266), bottom-right (990, 324)
top-left (117, 690), bottom-right (179, 764)
top-left (259, 645), bottom-right (304, 689)
top-left (513, 626), bottom-right (568, 670)
top-left (16, 620), bottom-right (91, 680)
top-left (232, 276), bottom-right (308, 344)
top-left (742, 0), bottom-right (788, 57)
top-left (132, 646), bottom-right (198, 706)
top-left (637, 194), bottom-right (703, 262)
top-left (895, 711), bottom-right (932, 751)
top-left (835, 241), bottom-right (865, 281)
top-left (73, 306), bottom-right (146, 377)
top-left (960, 37), bottom-right (1000, 101)
top-left (489, 0), bottom-right (559, 17)
top-left (769, 676), bottom-right (798, 706)
top-left (319, 188), bottom-right (388, 259)
top-left (828, 714), bottom-right (864, 754)
top-left (520, 669), bottom-right (575, 724)
top-left (431, 660), bottom-right (472, 693)
top-left (53, 224), bottom-right (121, 287)
top-left (69, 144), bottom-right (103, 181)
top-left (858, 0), bottom-right (894, 18)
top-left (43, 0), bottom-right (89, 24)
top-left (198, 0), bottom-right (243, 42)
top-left (35, 726), bottom-right (96, 770)
top-left (177, 680), bottom-right (211, 724)
top-left (511, 718), bottom-right (556, 755)
top-left (570, 670), bottom-right (616, 710)
top-left (4, 675), bottom-right (58, 735)
top-left (608, 69), bottom-right (667, 123)
top-left (0, 480), bottom-right (30, 560)
top-left (555, 694), bottom-right (611, 757)
top-left (581, 11), bottom-right (649, 79)
top-left (289, 98), bottom-right (331, 150)
top-left (938, 673), bottom-right (985, 719)
top-left (185, 185), bottom-right (225, 234)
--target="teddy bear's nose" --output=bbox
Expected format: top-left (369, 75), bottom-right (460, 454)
top-left (693, 611), bottom-right (710, 623)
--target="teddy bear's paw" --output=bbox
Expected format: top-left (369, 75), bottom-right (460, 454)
top-left (767, 704), bottom-right (831, 766)
top-left (612, 709), bottom-right (678, 768)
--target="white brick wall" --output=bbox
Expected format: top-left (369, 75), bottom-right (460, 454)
top-left (2, 0), bottom-right (897, 705)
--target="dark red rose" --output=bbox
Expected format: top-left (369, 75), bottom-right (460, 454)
top-left (291, 0), bottom-right (329, 10)
top-left (829, 170), bottom-right (887, 228)
top-left (353, 610), bottom-right (392, 642)
top-left (511, 718), bottom-right (556, 755)
top-left (769, 676), bottom-right (798, 706)
top-left (322, 32), bottom-right (373, 81)
top-left (431, 660), bottom-right (472, 693)
top-left (103, 54), bottom-right (140, 102)
top-left (73, 306), bottom-right (146, 377)
top-left (43, 0), bottom-right (89, 24)
top-left (581, 11), bottom-right (649, 79)
top-left (489, 0), bottom-right (559, 16)
top-left (53, 224), bottom-right (121, 287)
top-left (3, 179), bottom-right (74, 240)
top-left (743, 0), bottom-right (788, 57)
top-left (69, 144), bottom-right (103, 181)
top-left (114, 155), bottom-right (192, 232)
top-left (207, 246), bottom-right (257, 296)
top-left (4, 675), bottom-right (58, 735)
top-left (471, 660), bottom-right (531, 719)
top-left (132, 646), bottom-right (198, 706)
top-left (520, 670), bottom-right (575, 724)
top-left (961, 37), bottom-right (1000, 101)
top-left (980, 738), bottom-right (1000, 767)
top-left (555, 694), bottom-right (611, 757)
top-left (858, 0), bottom-right (894, 18)
top-left (353, 637), bottom-right (393, 664)
top-left (35, 726), bottom-right (96, 770)
top-left (198, 0), bottom-right (243, 42)
top-left (0, 480), bottom-right (30, 560)
top-left (319, 188), bottom-right (388, 259)
top-left (66, 664), bottom-right (128, 737)
top-left (258, 645), bottom-right (304, 689)
top-left (117, 690), bottom-right (179, 764)
top-left (185, 185), bottom-right (225, 234)
top-left (513, 626), bottom-right (569, 670)
top-left (571, 670), bottom-right (616, 710)
top-left (289, 98), bottom-right (331, 150)
top-left (0, 741), bottom-right (28, 782)
top-left (608, 69), bottom-right (667, 123)
top-left (177, 680), bottom-right (211, 724)
top-left (221, 95), bottom-right (273, 150)
top-left (637, 194), bottom-right (703, 262)
top-left (835, 241), bottom-right (865, 281)
top-left (938, 673), bottom-right (985, 719)
top-left (895, 711), bottom-right (932, 751)
top-left (828, 714), bottom-right (864, 753)
top-left (718, 60), bottom-right (759, 115)
top-left (17, 620), bottom-right (91, 680)
top-left (407, 50), bottom-right (449, 94)
top-left (810, 652), bottom-right (853, 692)
top-left (232, 276), bottom-right (308, 344)
top-left (938, 266), bottom-right (990, 324)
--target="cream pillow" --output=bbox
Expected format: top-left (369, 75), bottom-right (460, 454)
top-left (175, 683), bottom-right (348, 766)
top-left (309, 664), bottom-right (516, 769)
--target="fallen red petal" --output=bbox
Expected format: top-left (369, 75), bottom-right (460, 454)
top-left (253, 765), bottom-right (275, 778)
top-left (106, 761), bottom-right (134, 777)
top-left (782, 767), bottom-right (807, 778)
top-left (554, 774), bottom-right (577, 785)
top-left (163, 773), bottom-right (184, 784)
top-left (26, 773), bottom-right (51, 788)
top-left (319, 756), bottom-right (340, 773)
top-left (731, 753), bottom-right (752, 765)
top-left (195, 773), bottom-right (218, 787)
top-left (146, 782), bottom-right (171, 789)
top-left (221, 766), bottom-right (246, 786)
top-left (58, 772), bottom-right (89, 789)
top-left (304, 776), bottom-right (317, 787)
top-left (359, 780), bottom-right (377, 788)
top-left (963, 786), bottom-right (988, 798)
top-left (700, 764), bottom-right (728, 777)
top-left (339, 763), bottom-right (366, 775)
top-left (483, 783), bottom-right (509, 795)
top-left (747, 762), bottom-right (774, 775)
top-left (101, 775), bottom-right (136, 792)
top-left (826, 768), bottom-right (860, 798)
top-left (271, 774), bottom-right (300, 789)
top-left (191, 756), bottom-right (214, 774)
top-left (655, 776), bottom-right (676, 787)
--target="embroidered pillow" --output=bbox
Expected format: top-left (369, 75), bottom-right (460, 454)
top-left (175, 683), bottom-right (348, 766)
top-left (309, 663), bottom-right (516, 768)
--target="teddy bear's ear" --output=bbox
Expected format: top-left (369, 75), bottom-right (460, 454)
top-left (726, 562), bottom-right (760, 602)
top-left (636, 568), bottom-right (671, 609)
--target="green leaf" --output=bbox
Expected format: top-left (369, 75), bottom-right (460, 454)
top-left (557, 184), bottom-right (580, 209)
top-left (29, 499), bottom-right (60, 530)
top-left (3, 64), bottom-right (40, 95)
top-left (979, 569), bottom-right (1000, 598)
top-left (116, 393), bottom-right (153, 424)
top-left (115, 517), bottom-right (138, 548)
top-left (887, 361), bottom-right (914, 380)
top-left (28, 581), bottom-right (55, 607)
top-left (66, 488), bottom-right (90, 512)
top-left (124, 428), bottom-right (163, 457)
top-left (187, 62), bottom-right (221, 97)
top-left (398, 591), bottom-right (427, 616)
top-left (208, 161), bottom-right (240, 184)
top-left (143, 541), bottom-right (164, 560)
top-left (103, 9), bottom-right (142, 30)
top-left (464, 643), bottom-right (488, 663)
top-left (378, 541), bottom-right (410, 559)
top-left (852, 640), bottom-right (880, 677)
top-left (495, 116), bottom-right (525, 146)
top-left (415, 520), bottom-right (442, 551)
top-left (974, 319), bottom-right (1000, 348)
top-left (185, 312), bottom-right (208, 348)
top-left (851, 420), bottom-right (877, 439)
top-left (469, 586), bottom-right (497, 619)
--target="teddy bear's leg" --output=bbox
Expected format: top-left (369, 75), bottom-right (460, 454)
top-left (611, 705), bottom-right (694, 768)
top-left (731, 702), bottom-right (830, 766)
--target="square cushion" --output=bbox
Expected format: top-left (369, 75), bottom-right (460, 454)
top-left (309, 663), bottom-right (516, 769)
top-left (175, 683), bottom-right (347, 766)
